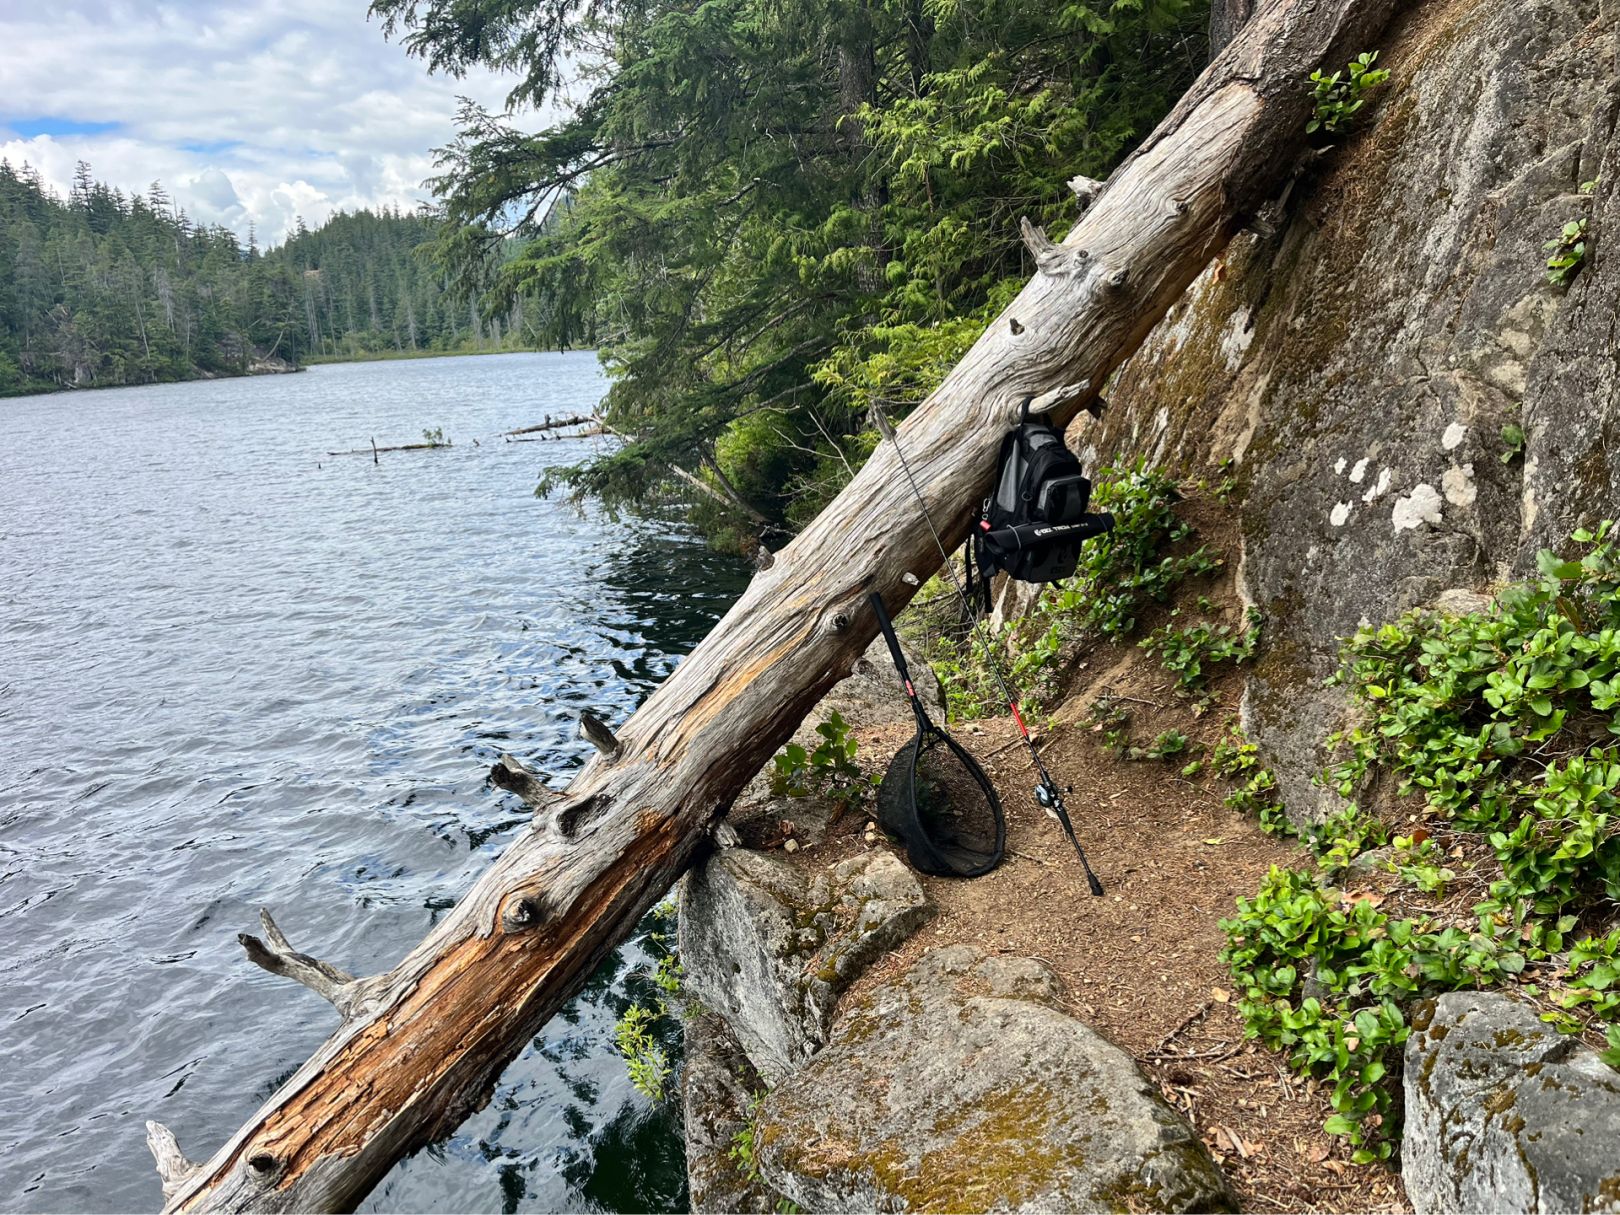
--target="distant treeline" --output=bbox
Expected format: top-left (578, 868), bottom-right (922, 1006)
top-left (0, 160), bottom-right (552, 397)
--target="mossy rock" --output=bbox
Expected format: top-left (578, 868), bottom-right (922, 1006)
top-left (1404, 991), bottom-right (1620, 1213)
top-left (754, 946), bottom-right (1235, 1213)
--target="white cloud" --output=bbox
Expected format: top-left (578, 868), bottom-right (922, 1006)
top-left (0, 0), bottom-right (549, 244)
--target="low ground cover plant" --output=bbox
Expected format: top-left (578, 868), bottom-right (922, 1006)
top-left (1221, 523), bottom-right (1620, 1161)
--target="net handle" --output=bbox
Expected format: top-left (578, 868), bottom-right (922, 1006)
top-left (868, 592), bottom-right (919, 699)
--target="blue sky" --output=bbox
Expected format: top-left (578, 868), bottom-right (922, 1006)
top-left (0, 1), bottom-right (534, 244)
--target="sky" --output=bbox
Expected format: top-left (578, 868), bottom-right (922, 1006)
top-left (0, 1), bottom-right (537, 247)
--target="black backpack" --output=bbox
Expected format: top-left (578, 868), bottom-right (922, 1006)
top-left (967, 400), bottom-right (1113, 608)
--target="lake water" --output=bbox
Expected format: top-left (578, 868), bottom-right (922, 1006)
top-left (0, 353), bottom-right (747, 1213)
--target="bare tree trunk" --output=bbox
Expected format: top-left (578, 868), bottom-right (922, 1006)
top-left (1212, 0), bottom-right (1258, 55)
top-left (151, 2), bottom-right (1407, 1209)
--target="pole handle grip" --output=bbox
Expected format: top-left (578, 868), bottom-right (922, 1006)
top-left (867, 592), bottom-right (915, 691)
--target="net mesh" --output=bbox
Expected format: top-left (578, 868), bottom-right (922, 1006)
top-left (877, 728), bottom-right (1003, 877)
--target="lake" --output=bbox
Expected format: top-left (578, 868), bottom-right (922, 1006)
top-left (0, 353), bottom-right (747, 1212)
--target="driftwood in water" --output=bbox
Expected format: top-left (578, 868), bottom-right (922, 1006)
top-left (150, 2), bottom-right (1404, 1208)
top-left (504, 414), bottom-right (595, 435)
top-left (324, 437), bottom-right (451, 458)
top-left (502, 427), bottom-right (606, 442)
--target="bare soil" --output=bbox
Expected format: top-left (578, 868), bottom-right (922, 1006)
top-left (776, 504), bottom-right (1412, 1213)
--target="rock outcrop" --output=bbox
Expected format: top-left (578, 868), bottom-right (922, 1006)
top-left (679, 849), bottom-right (930, 1084)
top-left (682, 1011), bottom-right (777, 1214)
top-left (1403, 992), bottom-right (1620, 1214)
top-left (1084, 0), bottom-right (1620, 820)
top-left (753, 946), bottom-right (1235, 1214)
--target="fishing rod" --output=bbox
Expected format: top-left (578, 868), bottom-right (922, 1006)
top-left (874, 405), bottom-right (1106, 896)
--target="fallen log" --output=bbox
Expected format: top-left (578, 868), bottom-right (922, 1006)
top-left (504, 414), bottom-right (595, 435)
top-left (501, 427), bottom-right (606, 441)
top-left (152, 2), bottom-right (1405, 1208)
top-left (324, 438), bottom-right (451, 457)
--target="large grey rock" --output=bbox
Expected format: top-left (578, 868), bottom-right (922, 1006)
top-left (682, 1012), bottom-right (777, 1214)
top-left (814, 630), bottom-right (944, 732)
top-left (754, 946), bottom-right (1235, 1213)
top-left (1403, 992), bottom-right (1620, 1214)
top-left (678, 849), bottom-right (929, 1083)
top-left (1082, 0), bottom-right (1620, 822)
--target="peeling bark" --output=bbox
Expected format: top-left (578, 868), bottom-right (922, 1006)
top-left (156, 2), bottom-right (1408, 1209)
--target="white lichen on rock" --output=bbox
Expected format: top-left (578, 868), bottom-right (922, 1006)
top-left (1442, 422), bottom-right (1467, 451)
top-left (1392, 483), bottom-right (1444, 532)
top-left (1362, 466), bottom-right (1393, 504)
top-left (1219, 309), bottom-right (1255, 370)
top-left (1349, 457), bottom-right (1369, 483)
top-left (1333, 457), bottom-right (1347, 475)
top-left (1330, 502), bottom-right (1352, 527)
top-left (1442, 463), bottom-right (1477, 508)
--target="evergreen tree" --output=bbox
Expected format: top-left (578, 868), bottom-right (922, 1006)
top-left (0, 162), bottom-right (547, 396)
top-left (372, 0), bottom-right (1209, 544)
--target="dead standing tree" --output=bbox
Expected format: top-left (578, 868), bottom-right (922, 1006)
top-left (150, 1), bottom-right (1407, 1208)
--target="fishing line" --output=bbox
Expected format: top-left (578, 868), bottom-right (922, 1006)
top-left (880, 408), bottom-right (1105, 895)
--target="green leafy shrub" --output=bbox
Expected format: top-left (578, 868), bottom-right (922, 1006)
top-left (1546, 218), bottom-right (1591, 286)
top-left (1213, 727), bottom-right (1293, 835)
top-left (612, 902), bottom-right (685, 1102)
top-left (1139, 608), bottom-right (1262, 692)
top-left (770, 711), bottom-right (870, 807)
top-left (1307, 51), bottom-right (1390, 137)
top-left (614, 1004), bottom-right (673, 1101)
top-left (1500, 422), bottom-right (1526, 464)
top-left (1326, 522), bottom-right (1620, 917)
top-left (1226, 523), bottom-right (1620, 1159)
top-left (1125, 728), bottom-right (1192, 762)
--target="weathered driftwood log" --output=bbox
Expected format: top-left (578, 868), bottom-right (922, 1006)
top-left (324, 440), bottom-right (450, 457)
top-left (503, 414), bottom-right (595, 435)
top-left (155, 2), bottom-right (1405, 1208)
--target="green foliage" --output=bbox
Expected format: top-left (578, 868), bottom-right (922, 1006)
top-left (727, 1095), bottom-right (764, 1182)
top-left (613, 1003), bottom-right (673, 1102)
top-left (1306, 51), bottom-right (1390, 138)
top-left (1139, 608), bottom-right (1262, 692)
top-left (374, 0), bottom-right (1211, 541)
top-left (1545, 177), bottom-right (1599, 288)
top-left (1305, 807), bottom-right (1387, 874)
top-left (421, 427), bottom-right (451, 447)
top-left (1220, 864), bottom-right (1534, 1160)
top-left (612, 901), bottom-right (685, 1102)
top-left (1500, 422), bottom-right (1526, 464)
top-left (1124, 728), bottom-right (1192, 762)
top-left (1226, 523), bottom-right (1620, 1161)
top-left (1326, 521), bottom-right (1620, 917)
top-left (770, 711), bottom-right (871, 807)
top-left (1213, 727), bottom-right (1293, 835)
top-left (1545, 218), bottom-right (1590, 286)
top-left (0, 161), bottom-right (536, 396)
top-left (930, 463), bottom-right (1222, 720)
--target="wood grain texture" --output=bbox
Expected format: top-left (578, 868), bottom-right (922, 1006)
top-left (156, 2), bottom-right (1410, 1208)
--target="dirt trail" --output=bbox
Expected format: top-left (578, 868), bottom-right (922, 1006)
top-left (781, 507), bottom-right (1411, 1212)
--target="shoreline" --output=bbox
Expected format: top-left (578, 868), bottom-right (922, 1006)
top-left (2, 347), bottom-right (597, 400)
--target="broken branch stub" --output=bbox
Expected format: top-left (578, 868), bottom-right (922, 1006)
top-left (237, 909), bottom-right (368, 1020)
top-left (157, 2), bottom-right (1406, 1208)
top-left (490, 753), bottom-right (559, 814)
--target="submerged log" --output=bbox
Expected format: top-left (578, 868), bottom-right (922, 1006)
top-left (504, 414), bottom-right (595, 435)
top-left (155, 1), bottom-right (1405, 1208)
top-left (324, 440), bottom-right (451, 457)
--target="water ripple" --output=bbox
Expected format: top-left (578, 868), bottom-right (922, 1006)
top-left (0, 354), bottom-right (746, 1213)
